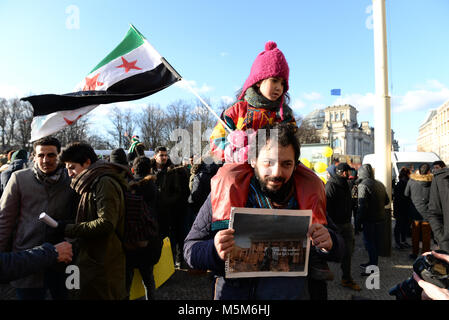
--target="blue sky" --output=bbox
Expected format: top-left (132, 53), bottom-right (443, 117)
top-left (1, 0), bottom-right (448, 151)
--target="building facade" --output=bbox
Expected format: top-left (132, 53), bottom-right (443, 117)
top-left (417, 100), bottom-right (449, 163)
top-left (303, 104), bottom-right (399, 161)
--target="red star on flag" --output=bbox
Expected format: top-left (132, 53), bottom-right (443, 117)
top-left (64, 114), bottom-right (82, 125)
top-left (116, 57), bottom-right (142, 73)
top-left (83, 73), bottom-right (104, 91)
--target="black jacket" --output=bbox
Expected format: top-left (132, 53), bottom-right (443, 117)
top-left (393, 178), bottom-right (412, 219)
top-left (325, 175), bottom-right (353, 224)
top-left (427, 168), bottom-right (449, 252)
top-left (188, 162), bottom-right (219, 215)
top-left (356, 164), bottom-right (390, 224)
top-left (0, 243), bottom-right (57, 283)
top-left (149, 158), bottom-right (190, 237)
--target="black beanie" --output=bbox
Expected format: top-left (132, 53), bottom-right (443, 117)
top-left (110, 148), bottom-right (128, 166)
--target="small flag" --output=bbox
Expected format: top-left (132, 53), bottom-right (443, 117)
top-left (22, 25), bottom-right (181, 141)
top-left (331, 89), bottom-right (341, 96)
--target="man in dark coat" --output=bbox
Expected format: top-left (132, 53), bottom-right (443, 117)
top-left (427, 166), bottom-right (449, 253)
top-left (393, 167), bottom-right (412, 250)
top-left (325, 162), bottom-right (361, 291)
top-left (184, 123), bottom-right (344, 300)
top-left (356, 164), bottom-right (390, 273)
top-left (149, 146), bottom-right (190, 268)
top-left (125, 155), bottom-right (160, 300)
top-left (404, 163), bottom-right (433, 259)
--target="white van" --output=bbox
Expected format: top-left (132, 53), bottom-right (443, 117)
top-left (362, 151), bottom-right (441, 182)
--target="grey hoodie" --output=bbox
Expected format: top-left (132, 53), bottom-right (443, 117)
top-left (356, 164), bottom-right (390, 224)
top-left (404, 172), bottom-right (433, 221)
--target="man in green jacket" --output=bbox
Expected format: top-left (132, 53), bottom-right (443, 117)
top-left (59, 142), bottom-right (132, 300)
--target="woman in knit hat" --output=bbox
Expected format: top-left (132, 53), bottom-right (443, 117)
top-left (209, 41), bottom-right (297, 163)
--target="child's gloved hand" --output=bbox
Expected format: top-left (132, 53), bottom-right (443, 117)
top-left (226, 130), bottom-right (247, 148)
top-left (224, 130), bottom-right (257, 163)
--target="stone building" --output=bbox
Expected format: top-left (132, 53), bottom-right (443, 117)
top-left (303, 104), bottom-right (399, 160)
top-left (417, 100), bottom-right (449, 163)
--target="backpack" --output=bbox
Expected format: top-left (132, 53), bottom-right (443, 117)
top-left (122, 190), bottom-right (163, 265)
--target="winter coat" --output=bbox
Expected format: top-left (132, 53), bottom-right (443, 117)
top-left (0, 159), bottom-right (27, 195)
top-left (188, 161), bottom-right (219, 215)
top-left (427, 168), bottom-right (449, 252)
top-left (356, 164), bottom-right (390, 224)
top-left (0, 166), bottom-right (76, 288)
top-left (325, 175), bottom-right (353, 224)
top-left (404, 172), bottom-right (433, 221)
top-left (393, 178), bottom-right (413, 219)
top-left (184, 163), bottom-right (343, 300)
top-left (149, 158), bottom-right (190, 237)
top-left (0, 243), bottom-right (57, 284)
top-left (209, 99), bottom-right (296, 162)
top-left (65, 163), bottom-right (129, 300)
top-left (129, 174), bottom-right (157, 208)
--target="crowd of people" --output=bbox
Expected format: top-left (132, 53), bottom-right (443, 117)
top-left (1, 39), bottom-right (449, 301)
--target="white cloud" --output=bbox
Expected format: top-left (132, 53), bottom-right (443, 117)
top-left (0, 84), bottom-right (26, 99)
top-left (291, 99), bottom-right (306, 111)
top-left (220, 96), bottom-right (234, 105)
top-left (332, 92), bottom-right (376, 112)
top-left (414, 79), bottom-right (446, 90)
top-left (302, 92), bottom-right (322, 101)
top-left (327, 80), bottom-right (449, 115)
top-left (220, 52), bottom-right (229, 57)
top-left (175, 79), bottom-right (214, 94)
top-left (393, 86), bottom-right (449, 113)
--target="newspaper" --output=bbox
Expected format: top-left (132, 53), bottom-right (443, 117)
top-left (225, 207), bottom-right (312, 279)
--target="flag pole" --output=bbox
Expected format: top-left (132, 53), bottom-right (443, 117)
top-left (149, 38), bottom-right (232, 133)
top-left (182, 81), bottom-right (232, 134)
top-left (159, 58), bottom-right (232, 133)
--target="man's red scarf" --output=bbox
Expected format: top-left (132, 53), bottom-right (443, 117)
top-left (210, 163), bottom-right (327, 230)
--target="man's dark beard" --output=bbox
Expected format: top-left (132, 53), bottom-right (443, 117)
top-left (254, 167), bottom-right (294, 203)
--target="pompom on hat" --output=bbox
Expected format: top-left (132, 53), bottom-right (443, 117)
top-left (238, 41), bottom-right (290, 101)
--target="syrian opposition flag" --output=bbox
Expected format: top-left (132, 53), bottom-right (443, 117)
top-left (22, 25), bottom-right (181, 141)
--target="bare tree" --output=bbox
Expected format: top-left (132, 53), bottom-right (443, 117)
top-left (296, 116), bottom-right (321, 144)
top-left (189, 98), bottom-right (219, 157)
top-left (6, 99), bottom-right (21, 147)
top-left (54, 115), bottom-right (90, 147)
top-left (88, 133), bottom-right (114, 150)
top-left (107, 106), bottom-right (131, 148)
top-left (138, 104), bottom-right (167, 150)
top-left (16, 101), bottom-right (33, 149)
top-left (163, 99), bottom-right (193, 148)
top-left (0, 98), bottom-right (9, 150)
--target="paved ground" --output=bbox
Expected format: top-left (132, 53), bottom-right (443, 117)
top-left (153, 226), bottom-right (427, 301)
top-left (0, 221), bottom-right (435, 300)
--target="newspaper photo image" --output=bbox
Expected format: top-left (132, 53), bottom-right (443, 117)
top-left (226, 207), bottom-right (312, 279)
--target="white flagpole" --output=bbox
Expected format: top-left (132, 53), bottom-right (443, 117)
top-left (158, 55), bottom-right (232, 134)
top-left (182, 80), bottom-right (233, 134)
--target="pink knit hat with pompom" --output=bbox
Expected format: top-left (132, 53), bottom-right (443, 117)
top-left (238, 41), bottom-right (290, 101)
